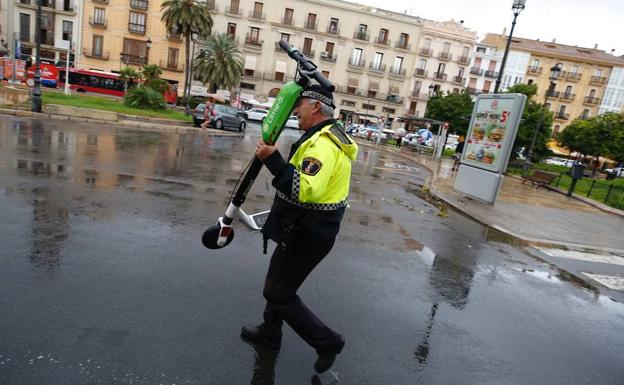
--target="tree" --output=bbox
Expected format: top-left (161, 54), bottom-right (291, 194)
top-left (193, 33), bottom-right (243, 95)
top-left (119, 66), bottom-right (141, 93)
top-left (602, 112), bottom-right (624, 165)
top-left (425, 90), bottom-right (474, 137)
top-left (161, 0), bottom-right (213, 102)
top-left (141, 64), bottom-right (162, 83)
top-left (505, 83), bottom-right (553, 160)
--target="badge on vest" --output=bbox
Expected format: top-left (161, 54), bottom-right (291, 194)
top-left (301, 157), bottom-right (323, 176)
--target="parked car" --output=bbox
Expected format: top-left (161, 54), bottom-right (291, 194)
top-left (604, 166), bottom-right (624, 177)
top-left (545, 157), bottom-right (571, 167)
top-left (193, 104), bottom-right (247, 132)
top-left (285, 116), bottom-right (300, 129)
top-left (246, 108), bottom-right (269, 121)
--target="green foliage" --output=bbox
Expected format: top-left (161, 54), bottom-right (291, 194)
top-left (504, 83), bottom-right (553, 160)
top-left (559, 112), bottom-right (624, 166)
top-left (124, 86), bottom-right (166, 110)
top-left (119, 66), bottom-right (141, 92)
top-left (145, 79), bottom-right (168, 93)
top-left (193, 33), bottom-right (243, 92)
top-left (141, 64), bottom-right (162, 83)
top-left (425, 90), bottom-right (474, 136)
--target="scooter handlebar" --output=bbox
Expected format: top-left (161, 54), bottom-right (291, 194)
top-left (279, 40), bottom-right (335, 92)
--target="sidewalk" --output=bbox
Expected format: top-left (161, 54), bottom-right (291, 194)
top-left (362, 141), bottom-right (624, 253)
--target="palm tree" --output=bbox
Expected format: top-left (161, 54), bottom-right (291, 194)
top-left (161, 0), bottom-right (213, 102)
top-left (141, 64), bottom-right (162, 83)
top-left (119, 66), bottom-right (141, 93)
top-left (193, 34), bottom-right (243, 96)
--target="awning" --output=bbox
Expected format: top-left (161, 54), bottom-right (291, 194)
top-left (368, 81), bottom-right (379, 91)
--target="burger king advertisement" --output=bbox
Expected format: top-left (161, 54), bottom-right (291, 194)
top-left (462, 95), bottom-right (525, 173)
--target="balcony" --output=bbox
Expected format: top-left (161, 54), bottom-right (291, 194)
top-left (584, 96), bottom-right (600, 105)
top-left (120, 53), bottom-right (147, 65)
top-left (262, 72), bottom-right (294, 83)
top-left (527, 66), bottom-right (542, 75)
top-left (457, 55), bottom-right (469, 64)
top-left (555, 113), bottom-right (570, 121)
top-left (368, 63), bottom-right (386, 73)
top-left (244, 34), bottom-right (263, 49)
top-left (389, 67), bottom-right (407, 77)
top-left (348, 58), bottom-right (366, 68)
top-left (560, 93), bottom-right (576, 101)
top-left (590, 76), bottom-right (606, 85)
top-left (433, 72), bottom-right (447, 81)
top-left (467, 87), bottom-right (478, 95)
top-left (484, 70), bottom-right (498, 78)
top-left (226, 6), bottom-right (242, 17)
top-left (304, 21), bottom-right (318, 31)
top-left (419, 47), bottom-right (432, 56)
top-left (566, 72), bottom-right (582, 82)
top-left (249, 10), bottom-right (266, 21)
top-left (242, 71), bottom-right (261, 80)
top-left (438, 51), bottom-right (452, 61)
top-left (166, 30), bottom-right (182, 41)
top-left (453, 76), bottom-right (465, 85)
top-left (128, 23), bottom-right (146, 35)
top-left (129, 0), bottom-right (148, 11)
top-left (395, 41), bottom-right (411, 50)
top-left (320, 52), bottom-right (336, 62)
top-left (546, 90), bottom-right (560, 98)
top-left (353, 31), bottom-right (370, 42)
top-left (385, 94), bottom-right (404, 104)
top-left (339, 85), bottom-right (364, 97)
top-left (281, 16), bottom-right (294, 26)
top-left (375, 37), bottom-right (390, 46)
top-left (92, 0), bottom-right (109, 4)
top-left (414, 68), bottom-right (428, 78)
top-left (470, 67), bottom-right (483, 76)
top-left (159, 60), bottom-right (184, 72)
top-left (327, 25), bottom-right (340, 35)
top-left (302, 49), bottom-right (315, 58)
top-left (41, 0), bottom-right (55, 8)
top-left (83, 48), bottom-right (109, 60)
top-left (89, 16), bottom-right (107, 28)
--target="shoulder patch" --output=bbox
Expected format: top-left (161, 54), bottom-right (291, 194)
top-left (329, 125), bottom-right (351, 144)
top-left (301, 157), bottom-right (323, 176)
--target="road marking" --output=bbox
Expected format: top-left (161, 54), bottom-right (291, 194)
top-left (536, 248), bottom-right (624, 266)
top-left (581, 273), bottom-right (624, 290)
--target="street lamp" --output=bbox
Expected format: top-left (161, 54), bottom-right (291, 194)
top-left (145, 37), bottom-right (152, 64)
top-left (523, 63), bottom-right (561, 174)
top-left (494, 0), bottom-right (526, 93)
top-left (185, 30), bottom-right (199, 115)
top-left (424, 84), bottom-right (434, 118)
top-left (31, 0), bottom-right (43, 112)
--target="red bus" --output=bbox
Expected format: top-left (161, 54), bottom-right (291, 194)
top-left (59, 69), bottom-right (129, 96)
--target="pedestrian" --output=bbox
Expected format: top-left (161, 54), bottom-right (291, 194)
top-left (452, 136), bottom-right (465, 171)
top-left (395, 126), bottom-right (407, 149)
top-left (200, 97), bottom-right (213, 129)
top-left (244, 84), bottom-right (358, 374)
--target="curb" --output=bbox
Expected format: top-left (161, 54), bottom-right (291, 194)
top-left (0, 108), bottom-right (240, 137)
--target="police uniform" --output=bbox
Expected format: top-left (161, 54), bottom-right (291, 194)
top-left (254, 101), bottom-right (358, 357)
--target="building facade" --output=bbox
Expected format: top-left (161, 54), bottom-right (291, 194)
top-left (483, 34), bottom-right (624, 133)
top-left (10, 0), bottom-right (80, 64)
top-left (598, 66), bottom-right (624, 114)
top-left (207, 0), bottom-right (476, 122)
top-left (78, 0), bottom-right (186, 88)
top-left (464, 42), bottom-right (502, 95)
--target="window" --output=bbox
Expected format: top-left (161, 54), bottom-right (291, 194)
top-left (325, 42), bottom-right (334, 56)
top-left (275, 71), bottom-right (284, 81)
top-left (398, 33), bottom-right (409, 48)
top-left (527, 79), bottom-right (534, 85)
top-left (437, 62), bottom-right (446, 74)
top-left (280, 33), bottom-right (290, 42)
top-left (253, 2), bottom-right (263, 19)
top-left (167, 48), bottom-right (179, 69)
top-left (362, 103), bottom-right (376, 111)
top-left (392, 56), bottom-right (404, 73)
top-left (129, 12), bottom-right (146, 34)
top-left (62, 21), bottom-right (73, 41)
top-left (458, 67), bottom-right (465, 77)
top-left (532, 59), bottom-right (540, 68)
top-left (283, 8), bottom-right (293, 25)
top-left (462, 46), bottom-right (470, 57)
top-left (306, 13), bottom-right (317, 29)
top-left (372, 52), bottom-right (383, 70)
top-left (423, 38), bottom-right (431, 49)
top-left (443, 42), bottom-right (450, 53)
top-left (63, 0), bottom-right (73, 12)
top-left (92, 35), bottom-right (103, 57)
top-left (321, 70), bottom-right (330, 79)
top-left (565, 85), bottom-right (572, 95)
top-left (249, 27), bottom-right (260, 43)
top-left (240, 82), bottom-right (256, 90)
top-left (476, 46), bottom-right (486, 53)
top-left (230, 0), bottom-right (240, 13)
top-left (122, 38), bottom-right (147, 64)
top-left (20, 13), bottom-right (31, 42)
top-left (130, 0), bottom-right (148, 10)
top-left (227, 23), bottom-right (236, 38)
top-left (303, 38), bottom-right (313, 55)
top-left (244, 68), bottom-right (255, 76)
top-left (558, 105), bottom-right (566, 115)
top-left (94, 8), bottom-right (106, 25)
top-left (418, 59), bottom-right (426, 69)
top-left (483, 80), bottom-right (492, 91)
top-left (594, 68), bottom-right (603, 77)
top-left (488, 60), bottom-right (497, 71)
top-left (351, 48), bottom-right (363, 65)
top-left (553, 125), bottom-right (560, 134)
top-left (589, 89), bottom-right (596, 97)
top-left (582, 109), bottom-right (590, 118)
top-left (378, 29), bottom-right (388, 44)
top-left (329, 18), bottom-right (339, 34)
top-left (358, 24), bottom-right (367, 34)
top-left (571, 65), bottom-right (579, 74)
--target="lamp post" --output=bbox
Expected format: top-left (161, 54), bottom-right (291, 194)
top-left (31, 0), bottom-right (43, 112)
top-left (185, 30), bottom-right (199, 115)
top-left (494, 0), bottom-right (526, 94)
top-left (424, 84), bottom-right (434, 118)
top-left (145, 37), bottom-right (152, 64)
top-left (523, 63), bottom-right (561, 174)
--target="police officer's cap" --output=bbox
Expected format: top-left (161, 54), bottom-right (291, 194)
top-left (300, 84), bottom-right (335, 109)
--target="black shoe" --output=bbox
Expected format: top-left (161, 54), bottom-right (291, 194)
top-left (241, 325), bottom-right (282, 350)
top-left (314, 337), bottom-right (345, 373)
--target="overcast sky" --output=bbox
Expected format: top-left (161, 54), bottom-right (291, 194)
top-left (356, 0), bottom-right (623, 56)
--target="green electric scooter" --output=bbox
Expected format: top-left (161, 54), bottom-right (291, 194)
top-left (202, 40), bottom-right (335, 249)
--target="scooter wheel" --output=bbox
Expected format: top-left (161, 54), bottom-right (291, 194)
top-left (202, 225), bottom-right (234, 249)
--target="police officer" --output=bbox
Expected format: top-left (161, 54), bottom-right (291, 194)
top-left (242, 84), bottom-right (358, 373)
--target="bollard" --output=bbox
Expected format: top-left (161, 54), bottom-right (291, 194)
top-left (556, 172), bottom-right (563, 187)
top-left (587, 179), bottom-right (596, 197)
top-left (604, 184), bottom-right (613, 204)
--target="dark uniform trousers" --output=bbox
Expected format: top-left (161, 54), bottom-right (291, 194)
top-left (261, 238), bottom-right (342, 353)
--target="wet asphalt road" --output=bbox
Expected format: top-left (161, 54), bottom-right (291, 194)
top-left (0, 116), bottom-right (623, 385)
